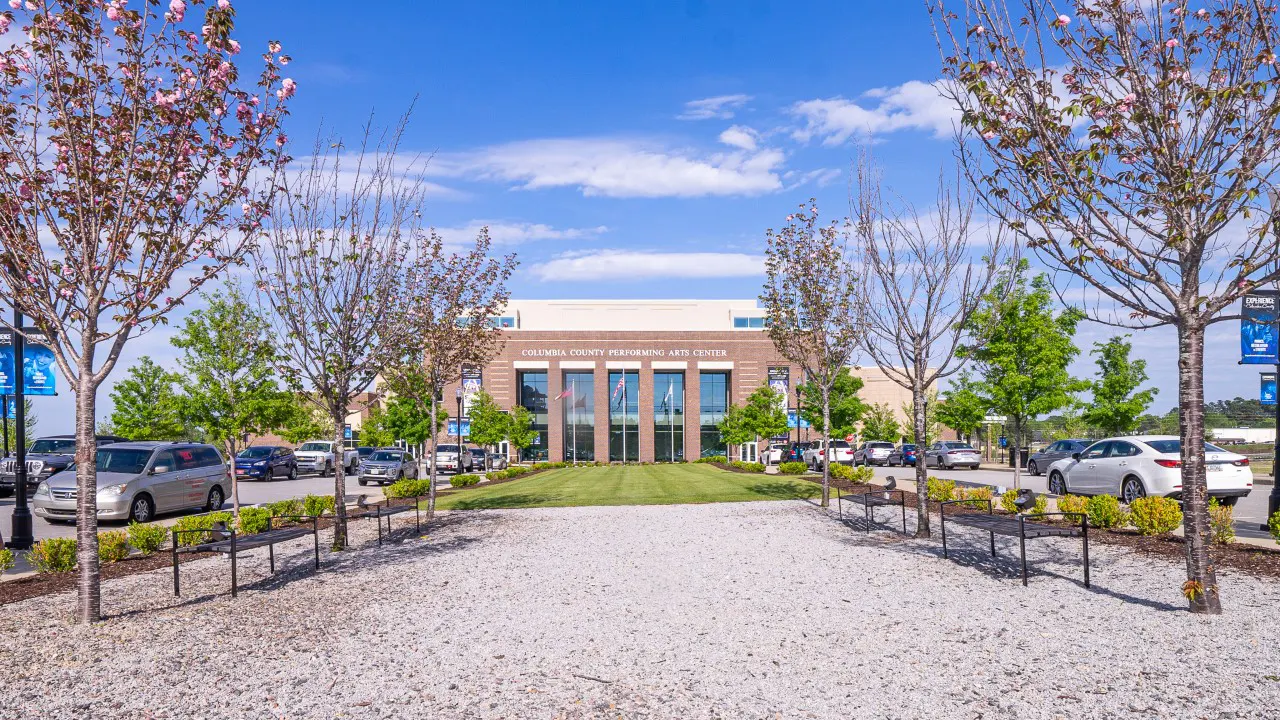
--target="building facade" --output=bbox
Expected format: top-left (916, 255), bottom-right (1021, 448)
top-left (438, 300), bottom-right (925, 463)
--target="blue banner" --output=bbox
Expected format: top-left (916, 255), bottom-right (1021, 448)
top-left (0, 332), bottom-right (12, 395)
top-left (2, 397), bottom-right (14, 419)
top-left (1263, 373), bottom-right (1277, 406)
top-left (786, 410), bottom-right (811, 430)
top-left (0, 329), bottom-right (56, 395)
top-left (1241, 293), bottom-right (1280, 364)
top-left (446, 418), bottom-right (471, 438)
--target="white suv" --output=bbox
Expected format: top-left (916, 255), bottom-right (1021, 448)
top-left (1045, 435), bottom-right (1254, 505)
top-left (803, 439), bottom-right (854, 470)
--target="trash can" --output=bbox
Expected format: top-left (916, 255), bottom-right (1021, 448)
top-left (1009, 448), bottom-right (1031, 469)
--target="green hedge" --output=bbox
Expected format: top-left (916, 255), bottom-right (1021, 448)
top-left (98, 530), bottom-right (130, 563)
top-left (385, 478), bottom-right (432, 499)
top-left (236, 507), bottom-right (273, 535)
top-left (486, 466), bottom-right (535, 481)
top-left (172, 511), bottom-right (233, 547)
top-left (728, 460), bottom-right (765, 473)
top-left (303, 493), bottom-right (336, 517)
top-left (450, 473), bottom-right (481, 487)
top-left (27, 537), bottom-right (77, 573)
top-left (127, 521), bottom-right (168, 555)
top-left (0, 547), bottom-right (13, 577)
top-left (695, 456), bottom-right (728, 464)
top-left (1086, 494), bottom-right (1129, 529)
top-left (777, 461), bottom-right (808, 475)
top-left (1129, 496), bottom-right (1181, 536)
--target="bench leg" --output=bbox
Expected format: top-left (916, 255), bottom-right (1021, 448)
top-left (377, 513), bottom-right (383, 547)
top-left (269, 542), bottom-right (275, 574)
top-left (313, 520), bottom-right (320, 570)
top-left (415, 501), bottom-right (421, 534)
top-left (990, 530), bottom-right (996, 557)
top-left (1082, 522), bottom-right (1091, 588)
top-left (837, 487), bottom-right (842, 520)
top-left (941, 512), bottom-right (948, 559)
top-left (231, 553), bottom-right (238, 598)
top-left (900, 497), bottom-right (907, 535)
top-left (171, 532), bottom-right (180, 597)
top-left (864, 502), bottom-right (871, 532)
top-left (1019, 530), bottom-right (1028, 587)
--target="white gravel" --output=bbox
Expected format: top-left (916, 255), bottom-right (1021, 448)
top-left (2, 500), bottom-right (1278, 719)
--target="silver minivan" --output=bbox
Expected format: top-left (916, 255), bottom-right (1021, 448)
top-left (33, 442), bottom-right (228, 524)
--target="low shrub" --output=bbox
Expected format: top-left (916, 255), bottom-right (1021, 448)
top-left (729, 461), bottom-right (765, 473)
top-left (777, 461), bottom-right (808, 475)
top-left (0, 547), bottom-right (16, 577)
top-left (487, 466), bottom-right (534, 481)
top-left (1129, 496), bottom-right (1182, 536)
top-left (926, 477), bottom-right (956, 502)
top-left (385, 479), bottom-right (432, 499)
top-left (828, 463), bottom-right (852, 480)
top-left (1269, 510), bottom-right (1280, 545)
top-left (98, 530), bottom-right (130, 563)
top-left (27, 537), bottom-right (77, 573)
top-left (236, 507), bottom-right (273, 535)
top-left (695, 455), bottom-right (728, 464)
top-left (1032, 495), bottom-right (1048, 516)
top-left (266, 498), bottom-right (304, 518)
top-left (1208, 498), bottom-right (1235, 545)
top-left (532, 461), bottom-right (569, 470)
top-left (1057, 494), bottom-right (1088, 518)
top-left (951, 485), bottom-right (969, 501)
top-left (172, 511), bottom-right (233, 547)
top-left (849, 465), bottom-right (875, 484)
top-left (303, 493), bottom-right (336, 517)
top-left (1086, 494), bottom-right (1129, 530)
top-left (127, 521), bottom-right (168, 556)
top-left (1000, 489), bottom-right (1019, 514)
top-left (450, 473), bottom-right (481, 487)
top-left (966, 486), bottom-right (994, 503)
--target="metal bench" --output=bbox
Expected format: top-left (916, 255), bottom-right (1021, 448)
top-left (171, 515), bottom-right (320, 598)
top-left (939, 499), bottom-right (1090, 587)
top-left (348, 495), bottom-right (425, 547)
top-left (836, 485), bottom-right (907, 534)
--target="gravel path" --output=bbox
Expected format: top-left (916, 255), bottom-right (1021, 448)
top-left (2, 501), bottom-right (1278, 719)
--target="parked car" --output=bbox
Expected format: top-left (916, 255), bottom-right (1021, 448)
top-left (293, 440), bottom-right (359, 476)
top-left (803, 439), bottom-right (854, 469)
top-left (234, 446), bottom-right (297, 481)
top-left (0, 434), bottom-right (129, 497)
top-left (924, 441), bottom-right (981, 469)
top-left (786, 442), bottom-right (811, 463)
top-left (356, 446), bottom-right (376, 463)
top-left (887, 443), bottom-right (919, 467)
top-left (468, 447), bottom-right (489, 471)
top-left (358, 448), bottom-right (418, 486)
top-left (1045, 435), bottom-right (1253, 505)
top-left (764, 444), bottom-right (788, 465)
top-left (487, 452), bottom-right (509, 471)
top-left (1026, 439), bottom-right (1089, 476)
top-left (32, 442), bottom-right (228, 524)
top-left (434, 444), bottom-right (473, 474)
top-left (853, 441), bottom-right (895, 466)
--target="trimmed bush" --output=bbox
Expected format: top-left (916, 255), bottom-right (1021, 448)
top-left (828, 463), bottom-right (852, 480)
top-left (450, 473), bottom-right (481, 487)
top-left (849, 465), bottom-right (875, 484)
top-left (1000, 489), bottom-right (1019, 514)
top-left (695, 455), bottom-right (728, 464)
top-left (1269, 510), bottom-right (1280, 545)
top-left (236, 507), bottom-right (273, 535)
top-left (951, 485), bottom-right (969, 501)
top-left (1086, 494), bottom-right (1129, 530)
top-left (777, 461), bottom-right (808, 475)
top-left (27, 537), bottom-right (77, 573)
top-left (1057, 494), bottom-right (1088, 518)
top-left (532, 461), bottom-right (569, 470)
top-left (172, 511), bottom-right (233, 547)
top-left (0, 547), bottom-right (16, 577)
top-left (385, 479), bottom-right (432, 499)
top-left (926, 477), bottom-right (956, 502)
top-left (1032, 495), bottom-right (1048, 516)
top-left (127, 521), bottom-right (168, 556)
top-left (1208, 498), bottom-right (1235, 545)
top-left (98, 530), bottom-right (130, 563)
top-left (1129, 496), bottom-right (1182, 536)
top-left (303, 493), bottom-right (336, 517)
top-left (267, 498), bottom-right (304, 518)
top-left (966, 486), bottom-right (994, 503)
top-left (729, 461), bottom-right (765, 473)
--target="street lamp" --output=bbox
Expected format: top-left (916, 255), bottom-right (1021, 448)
top-left (455, 386), bottom-right (464, 464)
top-left (1263, 189), bottom-right (1280, 530)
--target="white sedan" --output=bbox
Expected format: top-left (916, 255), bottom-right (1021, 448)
top-left (1044, 435), bottom-right (1253, 506)
top-left (763, 444), bottom-right (787, 465)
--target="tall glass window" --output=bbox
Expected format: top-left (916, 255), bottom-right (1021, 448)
top-left (517, 371), bottom-right (548, 462)
top-left (700, 371), bottom-right (729, 457)
top-left (562, 372), bottom-right (595, 462)
top-left (653, 372), bottom-right (685, 462)
top-left (607, 371), bottom-right (640, 462)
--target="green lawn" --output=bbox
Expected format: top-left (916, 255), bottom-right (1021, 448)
top-left (434, 464), bottom-right (821, 511)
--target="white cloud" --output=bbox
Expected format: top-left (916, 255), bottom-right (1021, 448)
top-left (718, 125), bottom-right (759, 151)
top-left (529, 250), bottom-right (765, 281)
top-left (434, 138), bottom-right (785, 198)
top-left (433, 221), bottom-right (608, 246)
top-left (791, 80), bottom-right (961, 144)
top-left (677, 94), bottom-right (752, 121)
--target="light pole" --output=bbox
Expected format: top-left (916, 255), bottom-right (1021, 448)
top-left (7, 307), bottom-right (32, 550)
top-left (455, 386), bottom-right (464, 459)
top-left (1263, 189), bottom-right (1280, 530)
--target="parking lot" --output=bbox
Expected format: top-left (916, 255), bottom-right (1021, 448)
top-left (0, 467), bottom-right (455, 542)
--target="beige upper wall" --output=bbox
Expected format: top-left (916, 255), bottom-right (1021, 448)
top-left (501, 299), bottom-right (767, 332)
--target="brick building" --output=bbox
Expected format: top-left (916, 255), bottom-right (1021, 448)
top-left (438, 300), bottom-right (926, 463)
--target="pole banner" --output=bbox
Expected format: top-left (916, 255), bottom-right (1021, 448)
top-left (0, 330), bottom-right (13, 395)
top-left (1263, 372), bottom-right (1278, 406)
top-left (767, 366), bottom-right (789, 409)
top-left (1241, 292), bottom-right (1280, 364)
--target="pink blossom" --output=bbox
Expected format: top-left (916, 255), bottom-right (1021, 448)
top-left (228, 39), bottom-right (241, 54)
top-left (169, 0), bottom-right (185, 22)
top-left (982, 130), bottom-right (996, 140)
top-left (1120, 155), bottom-right (1136, 164)
top-left (280, 56), bottom-right (290, 66)
top-left (218, 0), bottom-right (231, 8)
top-left (207, 250), bottom-right (216, 259)
top-left (17, 183), bottom-right (31, 199)
top-left (276, 77), bottom-right (296, 101)
top-left (107, 6), bottom-right (121, 20)
top-left (1165, 39), bottom-right (1178, 48)
top-left (7, 0), bottom-right (19, 9)
top-left (1054, 14), bottom-right (1070, 28)
top-left (275, 134), bottom-right (287, 147)
top-left (175, 193), bottom-right (185, 203)
top-left (56, 162), bottom-right (67, 173)
top-left (26, 273), bottom-right (37, 283)
top-left (60, 288), bottom-right (72, 298)
top-left (1122, 93), bottom-right (1136, 104)
top-left (1196, 9), bottom-right (1208, 19)
top-left (23, 1), bottom-right (33, 9)
top-left (136, 291), bottom-right (145, 299)
top-left (166, 297), bottom-right (174, 305)
top-left (269, 41), bottom-right (282, 54)
top-left (973, 25), bottom-right (984, 35)
top-left (1171, 7), bottom-right (1182, 16)
top-left (1264, 53), bottom-right (1277, 66)
top-left (0, 16), bottom-right (11, 32)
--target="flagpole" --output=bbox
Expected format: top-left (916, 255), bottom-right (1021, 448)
top-left (668, 379), bottom-right (674, 463)
top-left (572, 379), bottom-right (577, 466)
top-left (622, 372), bottom-right (627, 465)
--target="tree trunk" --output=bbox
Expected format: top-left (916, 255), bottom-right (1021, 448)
top-left (820, 386), bottom-right (831, 508)
top-left (913, 382), bottom-right (930, 538)
top-left (427, 395), bottom-right (439, 518)
top-left (225, 438), bottom-right (240, 517)
top-left (74, 373), bottom-right (102, 623)
top-left (1011, 416), bottom-right (1022, 491)
top-left (1177, 323), bottom-right (1221, 614)
top-left (331, 408), bottom-right (348, 550)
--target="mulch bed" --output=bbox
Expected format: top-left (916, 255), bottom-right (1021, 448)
top-left (0, 549), bottom-right (216, 607)
top-left (807, 477), bottom-right (1280, 580)
top-left (435, 467), bottom-right (552, 496)
top-left (711, 462), bottom-right (759, 474)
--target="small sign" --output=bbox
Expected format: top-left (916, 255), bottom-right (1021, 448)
top-left (786, 410), bottom-right (811, 429)
top-left (343, 424), bottom-right (352, 440)
top-left (2, 397), bottom-right (13, 419)
top-left (1263, 372), bottom-right (1277, 407)
top-left (447, 418), bottom-right (471, 438)
top-left (998, 435), bottom-right (1008, 449)
top-left (983, 415), bottom-right (1007, 424)
top-left (1241, 292), bottom-right (1280, 364)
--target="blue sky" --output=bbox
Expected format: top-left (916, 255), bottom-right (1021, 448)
top-left (20, 1), bottom-right (1269, 433)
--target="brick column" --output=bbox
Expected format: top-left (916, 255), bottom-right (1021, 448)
top-left (685, 369), bottom-right (700, 460)
top-left (547, 364), bottom-right (564, 463)
top-left (639, 366), bottom-right (655, 463)
top-left (594, 364), bottom-right (609, 462)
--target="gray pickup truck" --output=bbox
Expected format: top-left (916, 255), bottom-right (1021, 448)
top-left (0, 434), bottom-right (130, 497)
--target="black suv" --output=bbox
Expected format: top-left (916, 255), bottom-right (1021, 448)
top-left (0, 434), bottom-right (130, 497)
